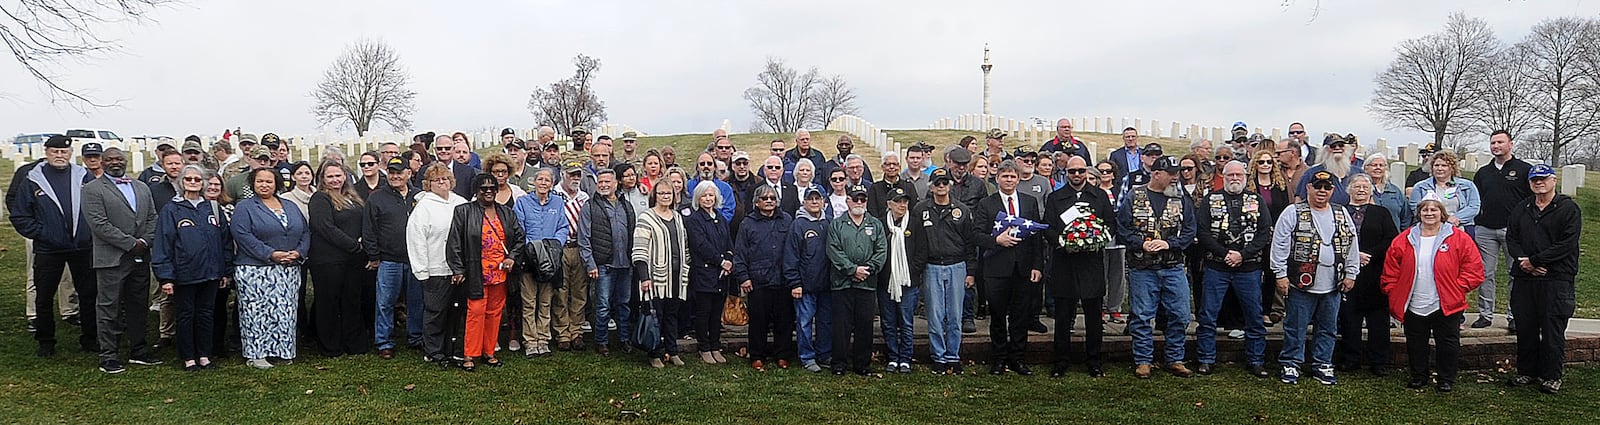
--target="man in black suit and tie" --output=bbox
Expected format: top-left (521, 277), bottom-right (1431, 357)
top-left (758, 155), bottom-right (799, 215)
top-left (436, 134), bottom-right (478, 198)
top-left (972, 159), bottom-right (1045, 376)
top-left (81, 148), bottom-right (162, 373)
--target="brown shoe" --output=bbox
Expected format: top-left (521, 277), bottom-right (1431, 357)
top-left (596, 345), bottom-right (610, 356)
top-left (378, 348), bottom-right (395, 359)
top-left (557, 341), bottom-right (572, 351)
top-left (777, 359), bottom-right (790, 369)
top-left (1167, 362), bottom-right (1194, 378)
top-left (752, 360), bottom-right (766, 371)
top-left (1135, 364), bottom-right (1153, 379)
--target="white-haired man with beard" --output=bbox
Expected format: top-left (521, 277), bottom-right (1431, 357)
top-left (1294, 134), bottom-right (1362, 205)
top-left (1193, 161), bottom-right (1273, 378)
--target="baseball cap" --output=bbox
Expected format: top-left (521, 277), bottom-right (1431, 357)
top-left (1528, 164), bottom-right (1556, 180)
top-left (386, 157), bottom-right (407, 172)
top-left (182, 139), bottom-right (203, 154)
top-left (1308, 170), bottom-right (1337, 186)
top-left (569, 126), bottom-right (589, 137)
top-left (1231, 121), bottom-right (1248, 131)
top-left (155, 141), bottom-right (176, 151)
top-left (505, 139), bottom-right (527, 151)
top-left (621, 131), bottom-right (638, 141)
top-left (1152, 156), bottom-right (1182, 173)
top-left (501, 128), bottom-right (516, 137)
top-left (802, 186), bottom-right (826, 199)
top-left (986, 128), bottom-right (1007, 139)
top-left (930, 168), bottom-right (953, 184)
top-left (1142, 143), bottom-right (1164, 156)
top-left (889, 187), bottom-right (913, 201)
top-left (1323, 133), bottom-right (1347, 147)
top-left (732, 151), bottom-right (750, 162)
top-left (81, 142), bottom-right (103, 156)
top-left (249, 145), bottom-right (272, 159)
top-left (846, 184), bottom-right (869, 198)
top-left (1013, 146), bottom-right (1038, 158)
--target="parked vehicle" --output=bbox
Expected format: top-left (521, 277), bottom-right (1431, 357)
top-left (12, 133), bottom-right (63, 153)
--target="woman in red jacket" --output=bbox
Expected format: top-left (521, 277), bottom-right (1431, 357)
top-left (1380, 197), bottom-right (1484, 392)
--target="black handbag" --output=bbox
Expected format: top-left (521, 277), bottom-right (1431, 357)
top-left (632, 300), bottom-right (661, 353)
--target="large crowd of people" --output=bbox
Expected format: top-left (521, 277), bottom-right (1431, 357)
top-left (8, 120), bottom-right (1580, 394)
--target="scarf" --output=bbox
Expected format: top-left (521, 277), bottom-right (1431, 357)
top-left (886, 210), bottom-right (912, 302)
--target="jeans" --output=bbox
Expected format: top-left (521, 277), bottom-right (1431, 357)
top-left (924, 263), bottom-right (966, 364)
top-left (796, 291), bottom-right (833, 364)
top-left (879, 285), bottom-right (919, 365)
top-left (374, 261), bottom-right (424, 351)
top-left (1474, 226), bottom-right (1510, 320)
top-left (592, 266), bottom-right (632, 346)
top-left (1403, 310), bottom-right (1461, 384)
top-left (1127, 266), bottom-right (1190, 365)
top-left (1279, 289), bottom-right (1340, 368)
top-left (1195, 267), bottom-right (1266, 365)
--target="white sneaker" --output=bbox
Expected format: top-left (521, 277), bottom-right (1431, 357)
top-left (608, 320), bottom-right (617, 331)
top-left (247, 359), bottom-right (273, 369)
top-left (580, 322), bottom-right (593, 332)
top-left (1228, 329), bottom-right (1246, 339)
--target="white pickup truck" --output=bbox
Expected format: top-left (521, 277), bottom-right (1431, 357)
top-left (65, 128), bottom-right (124, 148)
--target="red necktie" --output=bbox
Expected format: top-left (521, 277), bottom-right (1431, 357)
top-left (1006, 196), bottom-right (1016, 216)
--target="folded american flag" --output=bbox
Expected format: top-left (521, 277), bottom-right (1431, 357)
top-left (991, 211), bottom-right (1049, 240)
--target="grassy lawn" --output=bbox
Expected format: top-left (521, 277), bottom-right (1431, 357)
top-left (0, 137), bottom-right (1597, 424)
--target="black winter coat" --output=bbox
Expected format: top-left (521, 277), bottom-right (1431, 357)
top-left (685, 207), bottom-right (734, 294)
top-left (446, 201), bottom-right (526, 299)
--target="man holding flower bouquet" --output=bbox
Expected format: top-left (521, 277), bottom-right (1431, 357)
top-left (1042, 156), bottom-right (1116, 378)
top-left (1193, 161), bottom-right (1273, 378)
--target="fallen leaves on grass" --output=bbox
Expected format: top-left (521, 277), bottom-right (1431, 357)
top-left (403, 384), bottom-right (415, 391)
top-left (163, 398), bottom-right (174, 404)
top-left (304, 390), bottom-right (314, 395)
top-left (1193, 401), bottom-right (1205, 408)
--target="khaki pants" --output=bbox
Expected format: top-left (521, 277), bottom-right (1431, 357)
top-left (24, 238), bottom-right (79, 319)
top-left (552, 245), bottom-right (590, 343)
top-left (519, 273), bottom-right (556, 347)
top-left (153, 282), bottom-right (175, 339)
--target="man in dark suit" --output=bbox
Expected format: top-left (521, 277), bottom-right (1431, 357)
top-left (972, 159), bottom-right (1046, 376)
top-left (1107, 127), bottom-right (1143, 181)
top-left (81, 147), bottom-right (162, 373)
top-left (436, 134), bottom-right (478, 198)
top-left (758, 155), bottom-right (799, 215)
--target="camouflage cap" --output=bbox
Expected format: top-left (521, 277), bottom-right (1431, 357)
top-left (986, 128), bottom-right (1007, 139)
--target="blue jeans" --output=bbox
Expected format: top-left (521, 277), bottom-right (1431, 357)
top-left (924, 263), bottom-right (966, 364)
top-left (592, 266), bottom-right (632, 346)
top-left (796, 291), bottom-right (833, 363)
top-left (1128, 265), bottom-right (1190, 365)
top-left (1196, 267), bottom-right (1266, 365)
top-left (374, 261), bottom-right (424, 350)
top-left (1279, 289), bottom-right (1341, 368)
top-left (879, 285), bottom-right (920, 364)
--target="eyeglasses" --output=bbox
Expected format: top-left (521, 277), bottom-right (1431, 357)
top-left (715, 145), bottom-right (733, 150)
top-left (758, 195), bottom-right (777, 201)
top-left (1257, 160), bottom-right (1275, 166)
top-left (1181, 166), bottom-right (1195, 172)
top-left (1019, 159), bottom-right (1036, 164)
top-left (932, 180), bottom-right (952, 186)
top-left (182, 176), bottom-right (204, 182)
top-left (830, 177), bottom-right (845, 182)
top-left (1066, 168), bottom-right (1088, 175)
top-left (359, 162), bottom-right (377, 167)
top-left (1275, 149), bottom-right (1293, 155)
top-left (491, 169), bottom-right (509, 175)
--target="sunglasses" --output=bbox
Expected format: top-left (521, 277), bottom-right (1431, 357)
top-left (758, 195), bottom-right (777, 201)
top-left (1257, 160), bottom-right (1275, 166)
top-left (1181, 166), bottom-right (1195, 172)
top-left (1097, 168), bottom-right (1114, 174)
top-left (715, 145), bottom-right (734, 150)
top-left (850, 196), bottom-right (868, 203)
top-left (932, 180), bottom-right (952, 186)
top-left (182, 176), bottom-right (205, 182)
top-left (770, 148), bottom-right (784, 153)
top-left (477, 186), bottom-right (498, 192)
top-left (1143, 153), bottom-right (1161, 157)
top-left (1275, 149), bottom-right (1293, 155)
top-left (1215, 155), bottom-right (1232, 161)
top-left (765, 165), bottom-right (783, 170)
top-left (698, 161), bottom-right (715, 167)
top-left (1326, 142), bottom-right (1346, 149)
top-left (1066, 168), bottom-right (1087, 175)
top-left (830, 177), bottom-right (845, 182)
top-left (734, 160), bottom-right (749, 165)
top-left (1311, 183), bottom-right (1335, 191)
top-left (359, 162), bottom-right (377, 167)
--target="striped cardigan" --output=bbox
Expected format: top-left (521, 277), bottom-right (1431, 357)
top-left (632, 209), bottom-right (690, 300)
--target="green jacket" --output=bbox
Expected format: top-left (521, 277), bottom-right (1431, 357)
top-left (826, 214), bottom-right (888, 291)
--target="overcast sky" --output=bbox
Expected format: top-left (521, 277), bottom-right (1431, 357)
top-left (3, 0), bottom-right (1597, 147)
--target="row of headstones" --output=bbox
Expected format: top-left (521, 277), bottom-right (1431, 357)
top-left (826, 115), bottom-right (891, 153)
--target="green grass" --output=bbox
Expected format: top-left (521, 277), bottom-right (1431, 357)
top-left (1, 139), bottom-right (1598, 424)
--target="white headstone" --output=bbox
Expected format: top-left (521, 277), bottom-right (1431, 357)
top-left (1560, 164), bottom-right (1583, 195)
top-left (1388, 161), bottom-right (1407, 187)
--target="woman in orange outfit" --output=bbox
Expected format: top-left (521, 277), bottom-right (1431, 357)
top-left (447, 174), bottom-right (524, 371)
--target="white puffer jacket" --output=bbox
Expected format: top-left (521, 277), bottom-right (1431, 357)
top-left (407, 190), bottom-right (467, 281)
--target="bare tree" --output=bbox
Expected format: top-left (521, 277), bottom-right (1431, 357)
top-left (1513, 17), bottom-right (1600, 166)
top-left (1, 0), bottom-right (176, 108)
top-left (528, 54), bottom-right (607, 137)
top-left (810, 73), bottom-right (859, 129)
top-left (1368, 12), bottom-right (1498, 148)
top-left (1475, 49), bottom-right (1537, 140)
top-left (744, 57), bottom-right (820, 133)
top-left (310, 39), bottom-right (416, 136)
